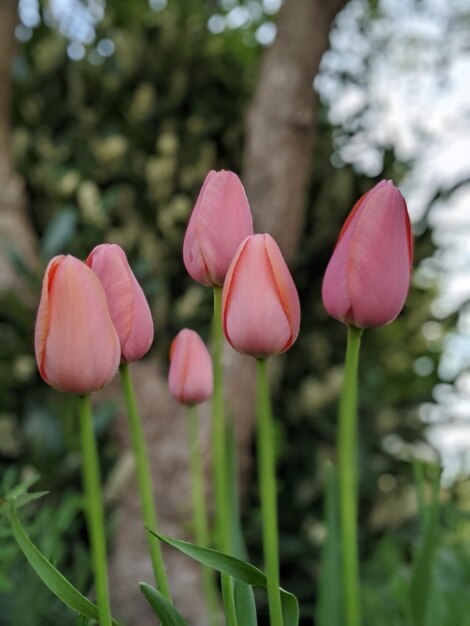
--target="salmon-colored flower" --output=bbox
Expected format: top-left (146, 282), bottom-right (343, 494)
top-left (168, 329), bottom-right (213, 405)
top-left (86, 244), bottom-right (154, 362)
top-left (322, 180), bottom-right (413, 328)
top-left (35, 255), bottom-right (121, 394)
top-left (222, 234), bottom-right (300, 358)
top-left (183, 170), bottom-right (254, 287)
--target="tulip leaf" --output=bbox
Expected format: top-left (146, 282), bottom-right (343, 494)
top-left (0, 490), bottom-right (49, 515)
top-left (148, 530), bottom-right (298, 626)
top-left (0, 474), bottom-right (47, 514)
top-left (9, 505), bottom-right (112, 623)
top-left (412, 460), bottom-right (427, 531)
top-left (234, 578), bottom-right (258, 625)
top-left (139, 582), bottom-right (188, 625)
top-left (409, 465), bottom-right (442, 626)
top-left (316, 461), bottom-right (341, 626)
top-left (4, 473), bottom-right (40, 499)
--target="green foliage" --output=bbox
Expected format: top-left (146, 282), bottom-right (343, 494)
top-left (0, 471), bottom-right (47, 515)
top-left (316, 462), bottom-right (341, 626)
top-left (149, 530), bottom-right (299, 626)
top-left (8, 506), bottom-right (105, 623)
top-left (409, 465), bottom-right (441, 626)
top-left (0, 485), bottom-right (91, 625)
top-left (140, 582), bottom-right (188, 626)
top-left (360, 493), bottom-right (470, 626)
top-left (233, 579), bottom-right (258, 625)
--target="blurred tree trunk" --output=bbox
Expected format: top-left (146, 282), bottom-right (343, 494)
top-left (108, 1), bottom-right (346, 625)
top-left (0, 0), bottom-right (37, 292)
top-left (243, 0), bottom-right (346, 260)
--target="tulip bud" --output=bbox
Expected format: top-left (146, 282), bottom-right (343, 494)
top-left (222, 234), bottom-right (300, 358)
top-left (322, 180), bottom-right (413, 328)
top-left (35, 255), bottom-right (121, 394)
top-left (168, 329), bottom-right (213, 405)
top-left (86, 244), bottom-right (154, 363)
top-left (183, 170), bottom-right (254, 287)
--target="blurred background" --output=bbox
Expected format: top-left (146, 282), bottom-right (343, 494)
top-left (1, 0), bottom-right (470, 625)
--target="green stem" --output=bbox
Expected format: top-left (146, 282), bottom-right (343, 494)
top-left (256, 359), bottom-right (284, 626)
top-left (338, 325), bottom-right (362, 626)
top-left (78, 395), bottom-right (113, 626)
top-left (212, 287), bottom-right (230, 552)
top-left (187, 405), bottom-right (219, 626)
top-left (119, 363), bottom-right (171, 600)
top-left (212, 286), bottom-right (238, 626)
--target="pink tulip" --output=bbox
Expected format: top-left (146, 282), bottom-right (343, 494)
top-left (222, 234), bottom-right (300, 358)
top-left (35, 255), bottom-right (121, 394)
top-left (183, 170), bottom-right (254, 287)
top-left (168, 329), bottom-right (213, 405)
top-left (322, 180), bottom-right (413, 328)
top-left (86, 244), bottom-right (154, 362)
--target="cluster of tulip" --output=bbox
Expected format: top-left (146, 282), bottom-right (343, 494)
top-left (26, 170), bottom-right (411, 626)
top-left (35, 244), bottom-right (154, 393)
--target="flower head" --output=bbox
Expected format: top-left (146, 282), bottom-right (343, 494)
top-left (168, 329), bottom-right (213, 405)
top-left (322, 180), bottom-right (412, 328)
top-left (183, 170), bottom-right (253, 287)
top-left (35, 255), bottom-right (121, 393)
top-left (222, 234), bottom-right (300, 358)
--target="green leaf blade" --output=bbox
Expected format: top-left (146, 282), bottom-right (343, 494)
top-left (139, 582), bottom-right (188, 626)
top-left (5, 474), bottom-right (40, 499)
top-left (9, 506), bottom-right (104, 622)
top-left (409, 466), bottom-right (442, 626)
top-left (316, 461), bottom-right (341, 626)
top-left (233, 579), bottom-right (258, 626)
top-left (149, 530), bottom-right (299, 626)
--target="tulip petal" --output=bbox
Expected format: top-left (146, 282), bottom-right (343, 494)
top-left (264, 234), bottom-right (301, 351)
top-left (196, 172), bottom-right (253, 285)
top-left (183, 171), bottom-right (217, 286)
top-left (122, 279), bottom-right (154, 362)
top-left (322, 198), bottom-right (365, 325)
top-left (348, 183), bottom-right (412, 327)
top-left (34, 255), bottom-right (65, 382)
top-left (87, 244), bottom-right (154, 362)
top-left (87, 245), bottom-right (134, 347)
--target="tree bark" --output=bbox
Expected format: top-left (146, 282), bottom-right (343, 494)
top-left (108, 1), bottom-right (346, 624)
top-left (243, 0), bottom-right (347, 261)
top-left (0, 0), bottom-right (37, 293)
